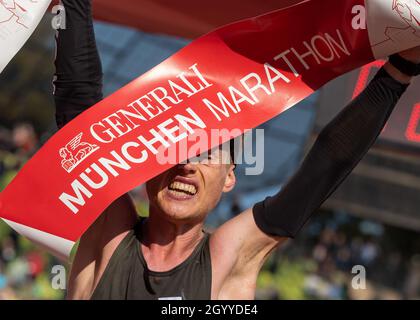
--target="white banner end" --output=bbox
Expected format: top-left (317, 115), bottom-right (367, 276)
top-left (366, 0), bottom-right (420, 59)
top-left (0, 0), bottom-right (52, 73)
top-left (2, 218), bottom-right (75, 261)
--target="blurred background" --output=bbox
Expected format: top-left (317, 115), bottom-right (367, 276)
top-left (0, 0), bottom-right (420, 300)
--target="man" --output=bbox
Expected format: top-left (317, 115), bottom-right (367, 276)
top-left (55, 1), bottom-right (420, 300)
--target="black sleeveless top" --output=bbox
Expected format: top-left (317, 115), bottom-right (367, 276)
top-left (90, 223), bottom-right (212, 300)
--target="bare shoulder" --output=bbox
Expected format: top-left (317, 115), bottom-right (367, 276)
top-left (67, 194), bottom-right (138, 299)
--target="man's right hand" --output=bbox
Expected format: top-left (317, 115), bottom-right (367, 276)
top-left (384, 46), bottom-right (420, 84)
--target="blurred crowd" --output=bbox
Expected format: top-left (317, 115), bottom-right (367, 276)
top-left (256, 210), bottom-right (420, 300)
top-left (0, 123), bottom-right (65, 300)
top-left (1, 123), bottom-right (420, 300)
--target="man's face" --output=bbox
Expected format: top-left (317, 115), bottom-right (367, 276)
top-left (146, 146), bottom-right (236, 224)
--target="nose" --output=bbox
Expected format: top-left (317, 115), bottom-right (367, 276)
top-left (176, 160), bottom-right (198, 175)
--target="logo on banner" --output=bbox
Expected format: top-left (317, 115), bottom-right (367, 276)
top-left (367, 0), bottom-right (420, 58)
top-left (0, 0), bottom-right (39, 29)
top-left (59, 133), bottom-right (99, 173)
top-left (0, 0), bottom-right (49, 73)
top-left (389, 0), bottom-right (420, 38)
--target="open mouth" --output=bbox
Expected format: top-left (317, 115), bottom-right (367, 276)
top-left (168, 181), bottom-right (198, 197)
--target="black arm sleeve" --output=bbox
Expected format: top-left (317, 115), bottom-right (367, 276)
top-left (53, 0), bottom-right (103, 129)
top-left (253, 67), bottom-right (409, 238)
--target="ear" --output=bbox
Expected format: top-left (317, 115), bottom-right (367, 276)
top-left (222, 166), bottom-right (236, 193)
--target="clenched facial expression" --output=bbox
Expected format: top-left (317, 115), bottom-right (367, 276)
top-left (146, 147), bottom-right (236, 224)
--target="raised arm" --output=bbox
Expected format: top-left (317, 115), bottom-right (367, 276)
top-left (252, 50), bottom-right (418, 240)
top-left (53, 0), bottom-right (103, 129)
top-left (53, 0), bottom-right (137, 300)
top-left (212, 49), bottom-right (419, 297)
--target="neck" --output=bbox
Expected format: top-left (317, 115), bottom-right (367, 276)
top-left (140, 208), bottom-right (205, 272)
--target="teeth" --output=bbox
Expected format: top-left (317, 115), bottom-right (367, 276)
top-left (169, 181), bottom-right (197, 195)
